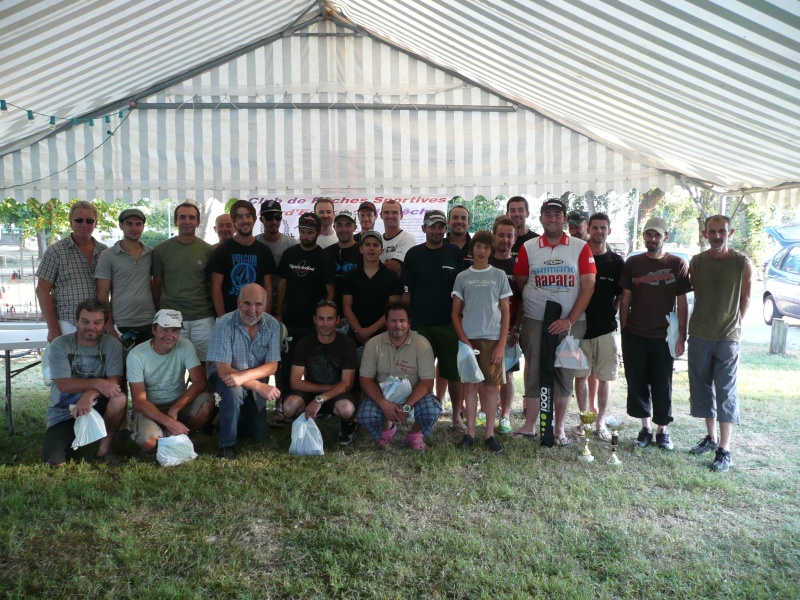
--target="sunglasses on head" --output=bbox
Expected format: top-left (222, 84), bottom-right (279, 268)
top-left (262, 214), bottom-right (282, 222)
top-left (73, 218), bottom-right (95, 224)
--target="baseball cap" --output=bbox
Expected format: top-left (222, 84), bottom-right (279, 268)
top-left (359, 230), bottom-right (384, 246)
top-left (540, 197), bottom-right (567, 214)
top-left (297, 212), bottom-right (322, 231)
top-left (118, 208), bottom-right (146, 223)
top-left (643, 217), bottom-right (668, 236)
top-left (334, 209), bottom-right (356, 223)
top-left (259, 200), bottom-right (282, 215)
top-left (567, 210), bottom-right (589, 225)
top-left (357, 201), bottom-right (377, 214)
top-left (153, 309), bottom-right (183, 328)
top-left (423, 209), bottom-right (447, 226)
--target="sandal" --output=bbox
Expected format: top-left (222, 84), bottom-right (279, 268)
top-left (452, 422), bottom-right (468, 434)
top-left (571, 425), bottom-right (585, 437)
top-left (555, 436), bottom-right (571, 447)
top-left (407, 432), bottom-right (426, 450)
top-left (594, 428), bottom-right (612, 441)
top-left (510, 429), bottom-right (538, 440)
top-left (376, 423), bottom-right (397, 446)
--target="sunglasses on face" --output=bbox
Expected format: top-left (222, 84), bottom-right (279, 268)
top-left (262, 214), bottom-right (282, 222)
top-left (73, 218), bottom-right (95, 224)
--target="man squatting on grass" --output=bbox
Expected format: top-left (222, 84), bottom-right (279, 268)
top-left (687, 215), bottom-right (752, 472)
top-left (451, 230), bottom-right (512, 454)
top-left (127, 309), bottom-right (215, 458)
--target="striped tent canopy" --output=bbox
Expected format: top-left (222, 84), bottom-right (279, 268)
top-left (1, 0), bottom-right (799, 207)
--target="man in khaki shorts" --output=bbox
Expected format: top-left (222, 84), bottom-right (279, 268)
top-left (573, 215), bottom-right (625, 439)
top-left (127, 309), bottom-right (214, 457)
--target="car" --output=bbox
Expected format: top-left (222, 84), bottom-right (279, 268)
top-left (625, 249), bottom-right (694, 314)
top-left (762, 243), bottom-right (800, 325)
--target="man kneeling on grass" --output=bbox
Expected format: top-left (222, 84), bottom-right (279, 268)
top-left (282, 300), bottom-right (359, 446)
top-left (43, 298), bottom-right (127, 466)
top-left (127, 309), bottom-right (214, 459)
top-left (355, 301), bottom-right (441, 450)
top-left (451, 230), bottom-right (512, 454)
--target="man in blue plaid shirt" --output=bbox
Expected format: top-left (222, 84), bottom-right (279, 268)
top-left (207, 283), bottom-right (281, 459)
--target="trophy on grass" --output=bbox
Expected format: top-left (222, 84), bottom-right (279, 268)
top-left (577, 411), bottom-right (596, 463)
top-left (605, 415), bottom-right (625, 466)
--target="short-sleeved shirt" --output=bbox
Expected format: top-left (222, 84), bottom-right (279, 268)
top-left (445, 234), bottom-right (473, 269)
top-left (151, 237), bottom-right (214, 321)
top-left (514, 233), bottom-right (596, 321)
top-left (317, 232), bottom-right (338, 249)
top-left (689, 250), bottom-right (747, 342)
top-left (36, 235), bottom-right (107, 324)
top-left (277, 245), bottom-right (336, 328)
top-left (325, 243), bottom-right (363, 310)
top-left (95, 241), bottom-right (155, 327)
top-left (207, 309), bottom-right (281, 376)
top-left (209, 238), bottom-right (277, 314)
top-left (489, 255), bottom-right (521, 325)
top-left (452, 266), bottom-right (513, 340)
top-left (620, 253), bottom-right (691, 338)
top-left (255, 233), bottom-right (298, 267)
top-left (401, 243), bottom-right (464, 327)
top-left (126, 338), bottom-right (200, 406)
top-left (511, 230), bottom-right (539, 261)
top-left (291, 332), bottom-right (357, 385)
top-left (381, 230), bottom-right (416, 266)
top-left (359, 330), bottom-right (436, 388)
top-left (341, 264), bottom-right (404, 336)
top-left (584, 250), bottom-right (625, 339)
top-left (46, 333), bottom-right (124, 428)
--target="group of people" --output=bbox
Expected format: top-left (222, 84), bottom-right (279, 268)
top-left (35, 194), bottom-right (751, 471)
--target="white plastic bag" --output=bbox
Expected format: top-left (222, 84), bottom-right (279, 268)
top-left (457, 341), bottom-right (484, 383)
top-left (380, 376), bottom-right (414, 419)
top-left (666, 311), bottom-right (680, 358)
top-left (554, 326), bottom-right (589, 369)
top-left (289, 414), bottom-right (324, 456)
top-left (72, 409), bottom-right (107, 449)
top-left (157, 434), bottom-right (198, 467)
top-left (504, 342), bottom-right (522, 373)
top-left (41, 345), bottom-right (52, 385)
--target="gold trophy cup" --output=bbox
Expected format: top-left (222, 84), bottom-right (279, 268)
top-left (578, 411), bottom-right (596, 463)
top-left (605, 416), bottom-right (625, 466)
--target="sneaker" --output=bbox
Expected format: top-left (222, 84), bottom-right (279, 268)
top-left (457, 434), bottom-right (474, 450)
top-left (634, 427), bottom-right (653, 448)
top-left (338, 421), bottom-right (356, 446)
top-left (656, 431), bottom-right (674, 451)
top-left (497, 417), bottom-right (512, 434)
top-left (711, 448), bottom-right (732, 472)
top-left (485, 436), bottom-right (504, 454)
top-left (690, 435), bottom-right (719, 455)
top-left (476, 412), bottom-right (486, 426)
top-left (216, 446), bottom-right (236, 460)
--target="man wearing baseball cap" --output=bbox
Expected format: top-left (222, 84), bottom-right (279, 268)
top-left (325, 209), bottom-right (363, 315)
top-left (354, 201), bottom-right (377, 243)
top-left (127, 309), bottom-right (214, 458)
top-left (96, 207), bottom-right (156, 348)
top-left (512, 197), bottom-right (596, 445)
top-left (620, 216), bottom-right (691, 451)
top-left (276, 212), bottom-right (336, 404)
top-left (255, 200), bottom-right (298, 314)
top-left (567, 210), bottom-right (590, 241)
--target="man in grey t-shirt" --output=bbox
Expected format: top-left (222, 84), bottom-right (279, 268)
top-left (256, 200), bottom-right (298, 313)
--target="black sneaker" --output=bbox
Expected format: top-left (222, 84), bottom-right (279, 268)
top-left (656, 431), bottom-right (674, 451)
top-left (457, 434), bottom-right (474, 450)
top-left (634, 428), bottom-right (653, 448)
top-left (711, 448), bottom-right (732, 472)
top-left (690, 435), bottom-right (719, 455)
top-left (338, 421), bottom-right (356, 446)
top-left (216, 446), bottom-right (236, 460)
top-left (485, 436), bottom-right (504, 454)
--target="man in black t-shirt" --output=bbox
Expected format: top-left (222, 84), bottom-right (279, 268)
top-left (210, 200), bottom-right (277, 316)
top-left (506, 195), bottom-right (539, 260)
top-left (325, 209), bottom-right (363, 315)
top-left (282, 301), bottom-right (358, 446)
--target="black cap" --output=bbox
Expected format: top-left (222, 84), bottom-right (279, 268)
top-left (260, 200), bottom-right (282, 215)
top-left (297, 212), bottom-right (322, 231)
top-left (357, 201), bottom-right (377, 214)
top-left (540, 198), bottom-right (567, 214)
top-left (359, 230), bottom-right (383, 246)
top-left (567, 210), bottom-right (589, 224)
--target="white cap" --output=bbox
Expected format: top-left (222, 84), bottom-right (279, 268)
top-left (153, 309), bottom-right (183, 328)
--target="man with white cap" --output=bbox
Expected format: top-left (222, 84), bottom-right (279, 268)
top-left (620, 216), bottom-right (691, 451)
top-left (127, 309), bottom-right (214, 456)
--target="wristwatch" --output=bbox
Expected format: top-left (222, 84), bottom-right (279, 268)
top-left (402, 403), bottom-right (412, 413)
top-left (314, 395), bottom-right (325, 404)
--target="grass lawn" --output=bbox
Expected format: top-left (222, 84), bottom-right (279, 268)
top-left (1, 341), bottom-right (799, 599)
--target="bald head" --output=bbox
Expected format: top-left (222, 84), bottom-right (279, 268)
top-left (238, 283), bottom-right (268, 325)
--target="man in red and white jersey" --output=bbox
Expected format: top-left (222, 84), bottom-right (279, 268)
top-left (511, 197), bottom-right (596, 445)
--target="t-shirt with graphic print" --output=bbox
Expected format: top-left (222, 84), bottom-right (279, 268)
top-left (277, 244), bottom-right (336, 328)
top-left (210, 238), bottom-right (277, 314)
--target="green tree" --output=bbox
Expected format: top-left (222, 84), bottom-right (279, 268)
top-left (447, 195), bottom-right (503, 233)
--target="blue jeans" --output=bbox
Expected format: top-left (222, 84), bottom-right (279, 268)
top-left (209, 373), bottom-right (269, 448)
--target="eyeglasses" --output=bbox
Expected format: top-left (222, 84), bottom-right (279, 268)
top-left (262, 214), bottom-right (282, 222)
top-left (71, 348), bottom-right (104, 377)
top-left (316, 300), bottom-right (338, 309)
top-left (73, 218), bottom-right (96, 224)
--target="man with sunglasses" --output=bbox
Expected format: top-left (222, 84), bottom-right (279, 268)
top-left (37, 201), bottom-right (108, 343)
top-left (43, 298), bottom-right (127, 466)
top-left (256, 200), bottom-right (298, 313)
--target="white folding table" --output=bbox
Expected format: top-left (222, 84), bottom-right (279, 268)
top-left (0, 328), bottom-right (48, 435)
